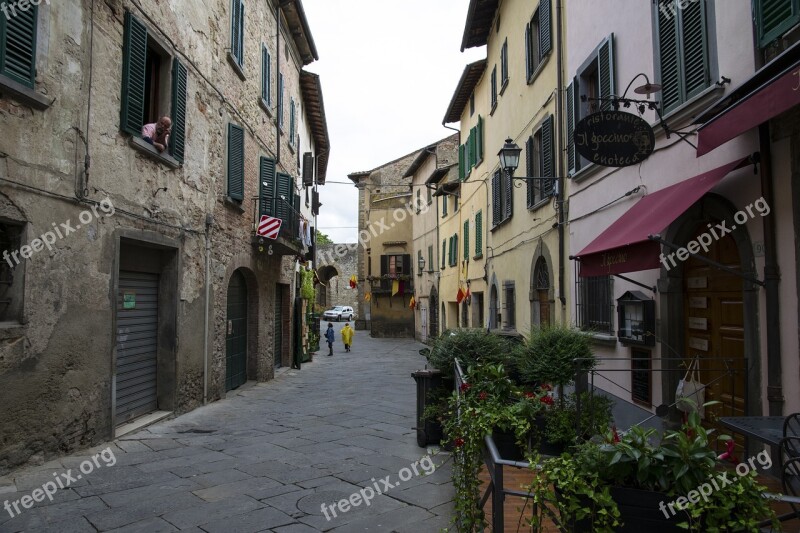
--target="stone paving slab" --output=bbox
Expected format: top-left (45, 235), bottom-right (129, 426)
top-left (0, 328), bottom-right (453, 532)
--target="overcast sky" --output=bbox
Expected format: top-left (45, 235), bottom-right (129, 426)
top-left (302, 1), bottom-right (485, 243)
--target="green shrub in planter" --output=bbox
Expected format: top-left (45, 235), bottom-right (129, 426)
top-left (519, 324), bottom-right (596, 388)
top-left (423, 329), bottom-right (512, 379)
top-left (543, 391), bottom-right (614, 446)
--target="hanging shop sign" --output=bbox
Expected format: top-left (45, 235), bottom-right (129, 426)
top-left (574, 111), bottom-right (655, 167)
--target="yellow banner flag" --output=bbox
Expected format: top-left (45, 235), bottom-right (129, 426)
top-left (409, 296), bottom-right (416, 309)
top-left (365, 292), bottom-right (371, 302)
top-left (391, 279), bottom-right (400, 296)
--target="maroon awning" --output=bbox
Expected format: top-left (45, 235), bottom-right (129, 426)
top-left (696, 56), bottom-right (800, 156)
top-left (574, 158), bottom-right (749, 277)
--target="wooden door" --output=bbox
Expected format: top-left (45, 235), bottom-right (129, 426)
top-left (683, 228), bottom-right (745, 450)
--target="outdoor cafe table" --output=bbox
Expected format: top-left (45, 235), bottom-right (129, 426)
top-left (718, 416), bottom-right (785, 447)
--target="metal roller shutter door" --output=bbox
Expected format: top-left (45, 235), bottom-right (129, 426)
top-left (116, 271), bottom-right (159, 423)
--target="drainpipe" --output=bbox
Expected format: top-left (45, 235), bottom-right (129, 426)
top-left (276, 3), bottom-right (281, 165)
top-left (555, 0), bottom-right (566, 310)
top-left (759, 123), bottom-right (783, 416)
top-left (203, 213), bottom-right (213, 405)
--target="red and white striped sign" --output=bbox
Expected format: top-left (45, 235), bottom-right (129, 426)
top-left (257, 215), bottom-right (282, 240)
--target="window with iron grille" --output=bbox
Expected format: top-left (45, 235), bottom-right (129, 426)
top-left (654, 0), bottom-right (711, 114)
top-left (576, 275), bottom-right (614, 333)
top-left (631, 348), bottom-right (652, 406)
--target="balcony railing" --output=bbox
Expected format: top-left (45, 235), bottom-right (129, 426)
top-left (251, 195), bottom-right (302, 253)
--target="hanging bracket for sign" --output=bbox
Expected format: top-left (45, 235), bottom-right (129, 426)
top-left (574, 110), bottom-right (656, 168)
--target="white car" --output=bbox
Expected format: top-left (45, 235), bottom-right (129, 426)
top-left (323, 306), bottom-right (354, 322)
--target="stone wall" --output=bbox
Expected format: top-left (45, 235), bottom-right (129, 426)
top-left (316, 243), bottom-right (359, 314)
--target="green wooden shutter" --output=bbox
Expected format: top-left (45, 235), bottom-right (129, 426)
top-left (452, 234), bottom-right (458, 266)
top-left (442, 194), bottom-right (448, 216)
top-left (170, 59), bottom-right (187, 163)
top-left (475, 210), bottom-right (482, 256)
top-left (0, 2), bottom-right (37, 88)
top-left (681, 0), bottom-right (709, 100)
top-left (458, 144), bottom-right (465, 181)
top-left (262, 45), bottom-right (271, 104)
top-left (658, 1), bottom-right (681, 112)
top-left (541, 115), bottom-right (555, 198)
top-left (525, 135), bottom-right (534, 208)
top-left (504, 169), bottom-right (513, 220)
top-left (278, 73), bottom-right (284, 128)
top-left (259, 156), bottom-right (276, 216)
top-left (231, 0), bottom-right (244, 66)
top-left (477, 116), bottom-right (484, 162)
top-left (290, 98), bottom-right (296, 138)
top-left (539, 0), bottom-right (552, 58)
top-left (566, 80), bottom-right (577, 175)
top-left (525, 22), bottom-right (532, 80)
top-left (428, 245), bottom-right (433, 272)
top-left (757, 0), bottom-right (800, 47)
top-left (463, 220), bottom-right (469, 261)
top-left (276, 172), bottom-right (292, 223)
top-left (442, 239), bottom-right (446, 269)
top-left (492, 170), bottom-right (501, 225)
top-left (120, 11), bottom-right (148, 137)
top-left (597, 34), bottom-right (615, 111)
top-left (227, 123), bottom-right (245, 201)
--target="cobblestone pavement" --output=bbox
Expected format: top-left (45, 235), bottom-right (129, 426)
top-left (0, 327), bottom-right (453, 532)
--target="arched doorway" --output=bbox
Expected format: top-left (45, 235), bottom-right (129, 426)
top-left (683, 226), bottom-right (745, 426)
top-left (489, 284), bottom-right (498, 330)
top-left (226, 270), bottom-right (248, 391)
top-left (532, 256), bottom-right (551, 327)
top-left (429, 287), bottom-right (438, 339)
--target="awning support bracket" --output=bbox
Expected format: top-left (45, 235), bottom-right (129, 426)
top-left (648, 234), bottom-right (765, 287)
top-left (612, 273), bottom-right (657, 294)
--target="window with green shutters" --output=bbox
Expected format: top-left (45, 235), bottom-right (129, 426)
top-left (492, 169), bottom-right (513, 227)
top-left (259, 156), bottom-right (276, 217)
top-left (475, 210), bottom-right (483, 258)
top-left (120, 11), bottom-right (188, 162)
top-left (230, 0), bottom-right (245, 68)
top-left (227, 123), bottom-right (245, 201)
top-left (756, 0), bottom-right (800, 47)
top-left (526, 115), bottom-right (555, 208)
top-left (289, 98), bottom-right (296, 142)
top-left (275, 172), bottom-right (293, 224)
top-left (567, 35), bottom-right (615, 175)
top-left (0, 2), bottom-right (38, 88)
top-left (458, 144), bottom-right (466, 181)
top-left (448, 234), bottom-right (459, 267)
top-left (526, 0), bottom-right (552, 82)
top-left (459, 116), bottom-right (484, 182)
top-left (442, 239), bottom-right (446, 269)
top-left (463, 220), bottom-right (470, 261)
top-left (261, 45), bottom-right (271, 106)
top-left (442, 195), bottom-right (448, 217)
top-left (278, 73), bottom-right (284, 129)
top-left (655, 0), bottom-right (710, 114)
top-left (490, 66), bottom-right (498, 110)
top-left (500, 39), bottom-right (509, 88)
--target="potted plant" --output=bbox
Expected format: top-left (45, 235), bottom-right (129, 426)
top-left (541, 391), bottom-right (614, 451)
top-left (526, 411), bottom-right (779, 532)
top-left (518, 324), bottom-right (597, 397)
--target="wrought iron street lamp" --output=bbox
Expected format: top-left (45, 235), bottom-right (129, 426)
top-left (418, 254), bottom-right (426, 273)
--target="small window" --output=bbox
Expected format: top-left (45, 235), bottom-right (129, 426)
top-left (576, 275), bottom-right (614, 334)
top-left (120, 12), bottom-right (187, 162)
top-left (261, 44), bottom-right (271, 107)
top-left (490, 65), bottom-right (498, 110)
top-left (0, 2), bottom-right (38, 88)
top-left (469, 92), bottom-right (475, 116)
top-left (230, 0), bottom-right (245, 68)
top-left (0, 222), bottom-right (23, 322)
top-left (227, 123), bottom-right (245, 201)
top-left (426, 185), bottom-right (432, 205)
top-left (427, 245), bottom-right (433, 273)
top-left (525, 0), bottom-right (552, 82)
top-left (388, 255), bottom-right (404, 276)
top-left (526, 115), bottom-right (555, 208)
top-left (504, 283), bottom-right (516, 329)
top-left (278, 73), bottom-right (284, 130)
top-left (289, 98), bottom-right (296, 144)
top-left (500, 39), bottom-right (509, 89)
top-left (442, 195), bottom-right (448, 217)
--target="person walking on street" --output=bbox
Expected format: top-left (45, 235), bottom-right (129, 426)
top-left (341, 323), bottom-right (354, 352)
top-left (325, 323), bottom-right (335, 356)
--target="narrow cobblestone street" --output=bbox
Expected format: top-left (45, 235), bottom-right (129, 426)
top-left (0, 330), bottom-right (453, 533)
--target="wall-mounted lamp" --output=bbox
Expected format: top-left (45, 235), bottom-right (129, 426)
top-left (418, 255), bottom-right (426, 272)
top-left (498, 138), bottom-right (562, 196)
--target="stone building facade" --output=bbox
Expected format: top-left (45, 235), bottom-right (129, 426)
top-left (0, 0), bottom-right (329, 473)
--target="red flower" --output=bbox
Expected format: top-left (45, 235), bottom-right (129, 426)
top-left (478, 392), bottom-right (488, 401)
top-left (523, 391), bottom-right (536, 399)
top-left (459, 383), bottom-right (471, 393)
top-left (611, 425), bottom-right (621, 443)
top-left (454, 438), bottom-right (465, 448)
top-left (540, 395), bottom-right (554, 406)
top-left (541, 384), bottom-right (553, 391)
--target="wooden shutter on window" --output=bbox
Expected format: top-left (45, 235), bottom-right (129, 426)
top-left (657, 0), bottom-right (681, 112)
top-left (231, 0), bottom-right (244, 66)
top-left (0, 3), bottom-right (37, 88)
top-left (597, 34), bottom-right (615, 111)
top-left (275, 172), bottom-right (292, 222)
top-left (525, 136), bottom-right (534, 208)
top-left (475, 210), bottom-right (482, 256)
top-left (463, 220), bottom-right (469, 261)
top-left (539, 0), bottom-right (552, 58)
top-left (402, 255), bottom-right (411, 279)
top-left (227, 124), bottom-right (245, 201)
top-left (259, 156), bottom-right (276, 216)
top-left (525, 22), bottom-right (532, 80)
top-left (381, 255), bottom-right (389, 276)
top-left (458, 144), bottom-right (465, 181)
top-left (477, 116), bottom-right (484, 161)
top-left (170, 59), bottom-right (188, 163)
top-left (492, 170), bottom-right (501, 225)
top-left (428, 245), bottom-right (433, 271)
top-left (565, 80), bottom-right (577, 175)
top-left (681, 0), bottom-right (709, 100)
top-left (278, 73), bottom-right (284, 127)
top-left (541, 115), bottom-right (555, 198)
top-left (504, 169), bottom-right (513, 220)
top-left (757, 0), bottom-right (800, 47)
top-left (262, 45), bottom-right (271, 103)
top-left (302, 152), bottom-right (314, 186)
top-left (442, 240), bottom-right (446, 269)
top-left (120, 11), bottom-right (148, 137)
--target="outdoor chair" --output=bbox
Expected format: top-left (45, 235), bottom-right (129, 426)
top-left (783, 412), bottom-right (800, 438)
top-left (780, 435), bottom-right (800, 463)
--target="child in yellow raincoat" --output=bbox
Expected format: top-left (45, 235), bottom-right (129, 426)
top-left (340, 323), bottom-right (354, 352)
